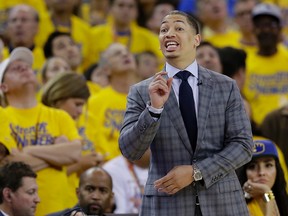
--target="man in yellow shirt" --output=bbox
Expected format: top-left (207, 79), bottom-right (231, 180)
top-left (0, 47), bottom-right (82, 216)
top-left (87, 43), bottom-right (137, 160)
top-left (91, 0), bottom-right (164, 69)
top-left (2, 4), bottom-right (45, 76)
top-left (195, 0), bottom-right (241, 48)
top-left (35, 0), bottom-right (93, 71)
top-left (243, 3), bottom-right (288, 125)
top-left (43, 32), bottom-right (82, 74)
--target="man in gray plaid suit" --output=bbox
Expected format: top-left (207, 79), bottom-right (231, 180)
top-left (119, 10), bottom-right (253, 216)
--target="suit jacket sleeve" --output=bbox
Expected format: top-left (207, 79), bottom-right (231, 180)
top-left (119, 79), bottom-right (158, 161)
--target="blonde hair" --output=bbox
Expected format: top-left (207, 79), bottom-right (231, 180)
top-left (41, 72), bottom-right (90, 107)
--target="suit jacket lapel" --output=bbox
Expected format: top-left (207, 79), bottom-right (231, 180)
top-left (197, 66), bottom-right (214, 151)
top-left (165, 81), bottom-right (193, 156)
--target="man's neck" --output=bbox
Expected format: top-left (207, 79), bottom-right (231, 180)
top-left (0, 204), bottom-right (12, 216)
top-left (110, 72), bottom-right (137, 94)
top-left (258, 46), bottom-right (277, 56)
top-left (113, 21), bottom-right (131, 33)
top-left (207, 20), bottom-right (227, 34)
top-left (167, 56), bottom-right (196, 70)
top-left (240, 33), bottom-right (257, 46)
top-left (7, 92), bottom-right (37, 109)
top-left (51, 12), bottom-right (72, 26)
top-left (9, 44), bottom-right (35, 52)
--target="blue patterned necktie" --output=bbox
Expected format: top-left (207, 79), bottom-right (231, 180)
top-left (176, 70), bottom-right (198, 151)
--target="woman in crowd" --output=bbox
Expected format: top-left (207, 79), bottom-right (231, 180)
top-left (41, 72), bottom-right (104, 205)
top-left (237, 137), bottom-right (288, 216)
top-left (40, 56), bottom-right (71, 85)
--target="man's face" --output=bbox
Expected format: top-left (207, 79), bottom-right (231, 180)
top-left (196, 45), bottom-right (222, 73)
top-left (1, 60), bottom-right (37, 93)
top-left (7, 6), bottom-right (38, 47)
top-left (52, 35), bottom-right (82, 70)
top-left (110, 0), bottom-right (137, 26)
top-left (148, 3), bottom-right (174, 33)
top-left (44, 57), bottom-right (70, 83)
top-left (105, 43), bottom-right (136, 74)
top-left (253, 16), bottom-right (281, 48)
top-left (77, 171), bottom-right (113, 215)
top-left (197, 0), bottom-right (227, 23)
top-left (136, 53), bottom-right (158, 79)
top-left (234, 0), bottom-right (256, 34)
top-left (159, 14), bottom-right (200, 62)
top-left (10, 177), bottom-right (40, 216)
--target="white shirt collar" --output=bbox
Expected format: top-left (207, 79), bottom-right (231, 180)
top-left (165, 60), bottom-right (199, 79)
top-left (0, 210), bottom-right (9, 216)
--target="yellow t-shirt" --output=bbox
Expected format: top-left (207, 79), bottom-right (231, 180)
top-left (5, 103), bottom-right (80, 216)
top-left (243, 47), bottom-right (288, 125)
top-left (87, 86), bottom-right (127, 160)
top-left (86, 81), bottom-right (102, 96)
top-left (91, 21), bottom-right (164, 69)
top-left (202, 26), bottom-right (241, 48)
top-left (67, 107), bottom-right (100, 206)
top-left (248, 199), bottom-right (264, 216)
top-left (0, 107), bottom-right (17, 153)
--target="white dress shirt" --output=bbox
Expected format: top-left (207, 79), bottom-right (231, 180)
top-left (166, 60), bottom-right (199, 116)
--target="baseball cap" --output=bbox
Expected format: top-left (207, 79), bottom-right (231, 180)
top-left (252, 3), bottom-right (282, 23)
top-left (0, 47), bottom-right (33, 84)
top-left (252, 137), bottom-right (278, 160)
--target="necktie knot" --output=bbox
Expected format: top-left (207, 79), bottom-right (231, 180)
top-left (176, 70), bottom-right (191, 81)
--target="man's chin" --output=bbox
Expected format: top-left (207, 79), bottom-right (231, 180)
top-left (87, 205), bottom-right (104, 215)
top-left (164, 52), bottom-right (179, 58)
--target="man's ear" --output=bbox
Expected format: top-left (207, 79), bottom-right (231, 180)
top-left (76, 187), bottom-right (80, 199)
top-left (3, 188), bottom-right (12, 202)
top-left (0, 83), bottom-right (8, 93)
top-left (194, 34), bottom-right (201, 48)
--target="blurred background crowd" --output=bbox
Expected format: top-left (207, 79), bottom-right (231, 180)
top-left (0, 0), bottom-right (288, 215)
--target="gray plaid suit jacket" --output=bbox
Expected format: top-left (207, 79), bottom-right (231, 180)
top-left (119, 66), bottom-right (253, 216)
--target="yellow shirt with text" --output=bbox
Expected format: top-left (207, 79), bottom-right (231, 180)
top-left (0, 107), bottom-right (17, 153)
top-left (5, 103), bottom-right (80, 216)
top-left (87, 86), bottom-right (127, 160)
top-left (243, 48), bottom-right (288, 125)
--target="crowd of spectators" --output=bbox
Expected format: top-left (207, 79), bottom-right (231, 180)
top-left (0, 0), bottom-right (288, 215)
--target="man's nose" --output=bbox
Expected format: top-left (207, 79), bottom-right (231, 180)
top-left (91, 190), bottom-right (102, 199)
top-left (165, 29), bottom-right (176, 37)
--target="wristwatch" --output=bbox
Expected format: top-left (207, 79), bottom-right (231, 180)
top-left (193, 165), bottom-right (203, 181)
top-left (263, 191), bottom-right (275, 203)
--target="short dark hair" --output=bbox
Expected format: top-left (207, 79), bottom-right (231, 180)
top-left (197, 41), bottom-right (218, 50)
top-left (0, 162), bottom-right (36, 203)
top-left (135, 51), bottom-right (157, 65)
top-left (84, 63), bottom-right (98, 81)
top-left (43, 31), bottom-right (71, 58)
top-left (167, 10), bottom-right (200, 34)
top-left (218, 47), bottom-right (247, 77)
